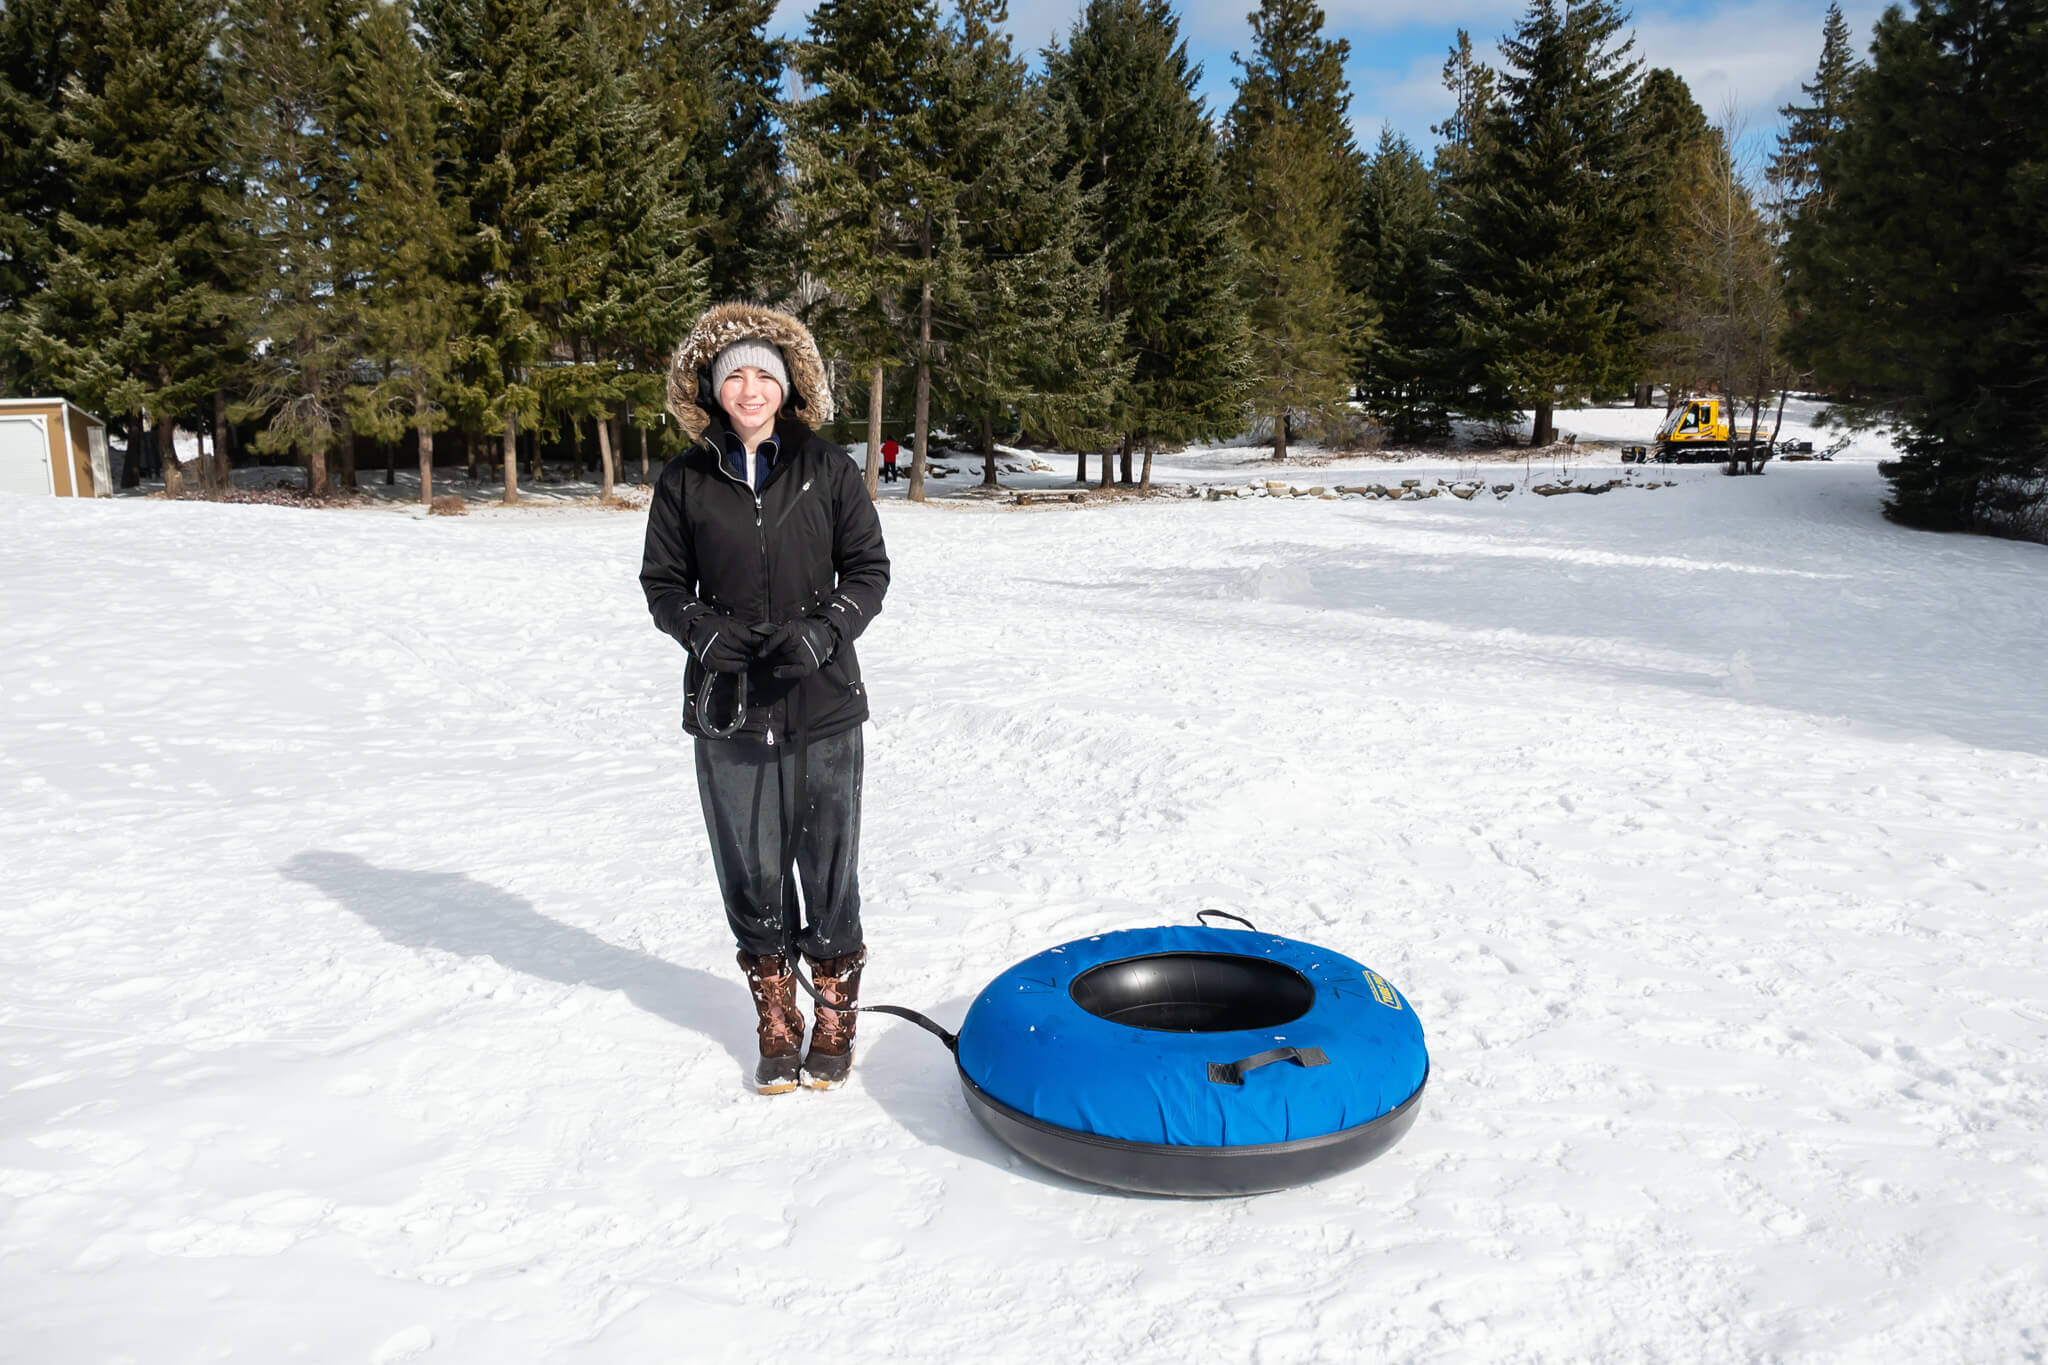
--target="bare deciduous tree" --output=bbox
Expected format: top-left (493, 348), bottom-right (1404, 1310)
top-left (1665, 107), bottom-right (1791, 475)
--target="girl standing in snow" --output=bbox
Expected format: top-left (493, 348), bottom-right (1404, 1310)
top-left (640, 303), bottom-right (891, 1093)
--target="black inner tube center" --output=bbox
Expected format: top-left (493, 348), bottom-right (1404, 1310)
top-left (1068, 953), bottom-right (1314, 1032)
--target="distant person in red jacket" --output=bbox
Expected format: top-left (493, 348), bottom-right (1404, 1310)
top-left (880, 439), bottom-right (900, 483)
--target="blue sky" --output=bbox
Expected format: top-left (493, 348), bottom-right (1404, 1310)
top-left (772, 0), bottom-right (1885, 165)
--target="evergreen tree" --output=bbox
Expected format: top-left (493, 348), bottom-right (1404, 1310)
top-left (1771, 2), bottom-right (1859, 217)
top-left (686, 0), bottom-right (791, 302)
top-left (1770, 0), bottom-right (1863, 408)
top-left (0, 0), bottom-right (68, 395)
top-left (342, 0), bottom-right (465, 504)
top-left (14, 0), bottom-right (228, 493)
top-left (220, 0), bottom-right (362, 497)
top-left (928, 0), bottom-right (1124, 486)
top-left (788, 0), bottom-right (942, 498)
top-left (1783, 0), bottom-right (2048, 534)
top-left (631, 0), bottom-right (789, 309)
top-left (1425, 28), bottom-right (1499, 427)
top-left (425, 0), bottom-right (592, 502)
top-left (1627, 66), bottom-right (1712, 404)
top-left (554, 3), bottom-right (703, 499)
top-left (1222, 0), bottom-right (1361, 459)
top-left (1045, 0), bottom-right (1246, 486)
top-left (1447, 0), bottom-right (1645, 446)
top-left (1347, 129), bottom-right (1455, 444)
top-left (1429, 28), bottom-right (1497, 186)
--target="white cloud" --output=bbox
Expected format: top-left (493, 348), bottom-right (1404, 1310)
top-left (1317, 0), bottom-right (1526, 29)
top-left (1347, 2), bottom-right (1890, 160)
top-left (1635, 2), bottom-right (1884, 155)
top-left (1347, 49), bottom-right (1459, 149)
top-left (769, 0), bottom-right (1889, 158)
top-left (1001, 0), bottom-right (1092, 48)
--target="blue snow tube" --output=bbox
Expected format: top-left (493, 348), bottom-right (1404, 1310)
top-left (954, 924), bottom-right (1428, 1196)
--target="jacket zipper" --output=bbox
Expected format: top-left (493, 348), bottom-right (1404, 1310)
top-left (774, 477), bottom-right (815, 529)
top-left (755, 484), bottom-right (772, 745)
top-left (707, 437), bottom-right (780, 746)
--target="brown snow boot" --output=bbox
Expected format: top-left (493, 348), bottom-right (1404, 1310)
top-left (801, 948), bottom-right (866, 1090)
top-left (737, 951), bottom-right (806, 1095)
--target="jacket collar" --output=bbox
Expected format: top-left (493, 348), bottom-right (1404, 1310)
top-left (701, 413), bottom-right (813, 492)
top-left (720, 425), bottom-right (779, 488)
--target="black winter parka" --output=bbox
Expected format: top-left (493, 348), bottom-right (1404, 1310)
top-left (640, 416), bottom-right (889, 745)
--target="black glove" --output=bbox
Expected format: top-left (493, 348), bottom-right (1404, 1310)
top-left (760, 617), bottom-right (838, 680)
top-left (687, 613), bottom-right (757, 674)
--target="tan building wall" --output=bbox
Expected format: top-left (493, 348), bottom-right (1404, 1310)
top-left (0, 398), bottom-right (109, 496)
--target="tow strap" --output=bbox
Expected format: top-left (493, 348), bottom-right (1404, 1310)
top-left (771, 678), bottom-right (958, 1051)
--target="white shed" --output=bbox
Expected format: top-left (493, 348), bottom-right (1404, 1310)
top-left (0, 397), bottom-right (112, 497)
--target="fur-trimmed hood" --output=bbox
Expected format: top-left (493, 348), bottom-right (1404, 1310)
top-left (667, 302), bottom-right (834, 441)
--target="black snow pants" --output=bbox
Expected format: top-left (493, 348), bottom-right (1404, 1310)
top-left (694, 728), bottom-right (864, 960)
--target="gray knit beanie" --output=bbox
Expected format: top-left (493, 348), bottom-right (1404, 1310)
top-left (710, 339), bottom-right (790, 396)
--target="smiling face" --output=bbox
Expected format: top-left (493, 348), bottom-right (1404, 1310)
top-left (718, 366), bottom-right (784, 450)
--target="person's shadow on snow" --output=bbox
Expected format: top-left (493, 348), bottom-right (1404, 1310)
top-left (284, 852), bottom-right (1148, 1192)
top-left (280, 851), bottom-right (754, 1070)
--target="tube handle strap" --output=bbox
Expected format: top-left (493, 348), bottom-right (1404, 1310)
top-left (695, 671), bottom-right (748, 739)
top-left (1197, 909), bottom-right (1259, 932)
top-left (1208, 1046), bottom-right (1329, 1086)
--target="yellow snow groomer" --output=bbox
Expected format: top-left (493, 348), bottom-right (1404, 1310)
top-left (1621, 396), bottom-right (1771, 465)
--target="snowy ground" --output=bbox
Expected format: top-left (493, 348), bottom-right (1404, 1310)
top-left (6, 408), bottom-right (2047, 1363)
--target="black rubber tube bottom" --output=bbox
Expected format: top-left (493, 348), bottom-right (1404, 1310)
top-left (958, 1067), bottom-right (1427, 1197)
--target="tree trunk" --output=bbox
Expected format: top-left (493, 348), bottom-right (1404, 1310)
top-left (121, 409), bottom-right (142, 488)
top-left (1273, 412), bottom-right (1289, 462)
top-left (910, 214), bottom-right (933, 504)
top-left (638, 420), bottom-right (650, 482)
top-left (1634, 381), bottom-right (1652, 409)
top-left (466, 428), bottom-right (478, 482)
top-left (337, 416), bottom-right (357, 490)
top-left (306, 436), bottom-right (327, 497)
top-left (1074, 449), bottom-right (1087, 483)
top-left (527, 424), bottom-right (542, 484)
top-left (864, 363), bottom-right (884, 499)
top-left (501, 412), bottom-right (519, 503)
top-left (1119, 441), bottom-right (1133, 484)
top-left (596, 409), bottom-right (616, 500)
top-left (1140, 437), bottom-right (1155, 493)
top-left (981, 412), bottom-right (998, 488)
top-left (157, 409), bottom-right (185, 498)
top-left (1531, 402), bottom-right (1554, 448)
top-left (154, 363), bottom-right (186, 497)
top-left (1723, 364), bottom-right (1738, 476)
top-left (417, 415), bottom-right (434, 504)
top-left (384, 432), bottom-right (395, 485)
top-left (1764, 387), bottom-right (1788, 473)
top-left (211, 388), bottom-right (231, 495)
top-left (1098, 437), bottom-right (1114, 490)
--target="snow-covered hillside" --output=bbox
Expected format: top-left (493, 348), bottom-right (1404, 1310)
top-left (4, 423), bottom-right (2046, 1363)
